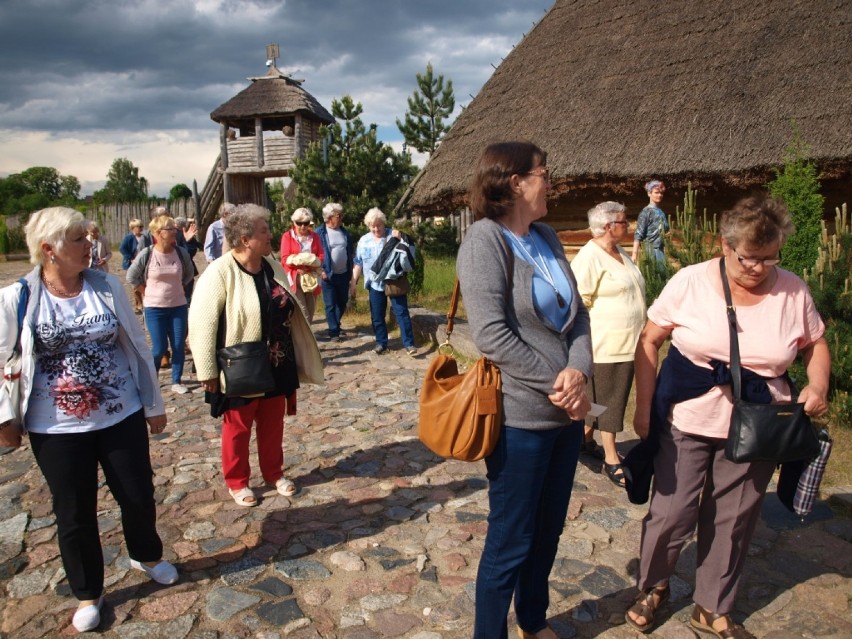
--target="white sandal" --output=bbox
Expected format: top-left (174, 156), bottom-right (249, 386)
top-left (228, 487), bottom-right (257, 507)
top-left (275, 478), bottom-right (297, 497)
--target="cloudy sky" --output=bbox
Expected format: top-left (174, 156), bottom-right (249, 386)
top-left (0, 0), bottom-right (552, 197)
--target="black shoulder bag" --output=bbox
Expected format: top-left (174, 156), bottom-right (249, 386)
top-left (216, 265), bottom-right (275, 398)
top-left (720, 258), bottom-right (820, 463)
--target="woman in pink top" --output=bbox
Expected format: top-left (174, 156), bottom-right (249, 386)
top-left (127, 214), bottom-right (195, 394)
top-left (279, 207), bottom-right (324, 323)
top-left (625, 196), bottom-right (830, 638)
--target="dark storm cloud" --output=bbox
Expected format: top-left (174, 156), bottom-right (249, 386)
top-left (0, 0), bottom-right (551, 133)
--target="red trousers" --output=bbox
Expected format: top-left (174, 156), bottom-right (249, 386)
top-left (221, 395), bottom-right (286, 490)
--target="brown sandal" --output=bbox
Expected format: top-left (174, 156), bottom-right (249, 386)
top-left (690, 604), bottom-right (756, 639)
top-left (624, 583), bottom-right (669, 633)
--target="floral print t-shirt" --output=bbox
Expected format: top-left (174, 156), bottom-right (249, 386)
top-left (25, 282), bottom-right (142, 433)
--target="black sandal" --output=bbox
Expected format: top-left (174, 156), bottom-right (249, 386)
top-left (625, 584), bottom-right (669, 633)
top-left (604, 462), bottom-right (626, 487)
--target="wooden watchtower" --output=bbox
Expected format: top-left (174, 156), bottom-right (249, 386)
top-left (201, 44), bottom-right (334, 218)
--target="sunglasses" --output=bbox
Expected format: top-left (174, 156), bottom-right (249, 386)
top-left (294, 221), bottom-right (312, 227)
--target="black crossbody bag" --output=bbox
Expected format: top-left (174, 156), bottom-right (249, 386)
top-left (720, 258), bottom-right (820, 463)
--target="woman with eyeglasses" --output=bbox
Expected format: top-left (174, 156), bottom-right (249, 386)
top-left (624, 195), bottom-right (829, 638)
top-left (127, 213), bottom-right (195, 394)
top-left (570, 202), bottom-right (646, 486)
top-left (459, 141), bottom-right (592, 638)
top-left (279, 208), bottom-right (324, 324)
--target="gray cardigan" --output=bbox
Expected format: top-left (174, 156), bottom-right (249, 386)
top-left (456, 218), bottom-right (592, 430)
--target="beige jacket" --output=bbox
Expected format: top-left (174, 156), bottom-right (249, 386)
top-left (188, 253), bottom-right (324, 392)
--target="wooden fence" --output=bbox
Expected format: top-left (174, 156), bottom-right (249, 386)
top-left (84, 199), bottom-right (198, 247)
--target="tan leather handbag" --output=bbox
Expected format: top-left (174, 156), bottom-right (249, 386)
top-left (418, 280), bottom-right (502, 461)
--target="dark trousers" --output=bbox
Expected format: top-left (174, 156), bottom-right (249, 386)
top-left (367, 287), bottom-right (415, 348)
top-left (474, 421), bottom-right (583, 638)
top-left (638, 424), bottom-right (775, 613)
top-left (321, 272), bottom-right (350, 337)
top-left (29, 410), bottom-right (163, 600)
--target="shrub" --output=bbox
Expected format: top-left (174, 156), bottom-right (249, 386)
top-left (801, 204), bottom-right (852, 425)
top-left (768, 132), bottom-right (825, 276)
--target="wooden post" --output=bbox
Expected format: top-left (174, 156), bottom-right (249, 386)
top-left (294, 114), bottom-right (303, 158)
top-left (219, 124), bottom-right (229, 170)
top-left (255, 118), bottom-right (264, 168)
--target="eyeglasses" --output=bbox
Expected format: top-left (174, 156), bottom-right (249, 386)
top-left (609, 220), bottom-right (629, 227)
top-left (523, 167), bottom-right (550, 182)
top-left (160, 227), bottom-right (177, 232)
top-left (733, 248), bottom-right (781, 268)
top-left (294, 221), bottom-right (312, 227)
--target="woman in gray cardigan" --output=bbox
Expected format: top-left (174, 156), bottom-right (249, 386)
top-left (458, 142), bottom-right (593, 639)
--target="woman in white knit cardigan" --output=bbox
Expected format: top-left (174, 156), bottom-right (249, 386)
top-left (188, 204), bottom-right (323, 507)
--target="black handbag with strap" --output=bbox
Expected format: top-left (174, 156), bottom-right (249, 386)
top-left (720, 258), bottom-right (820, 463)
top-left (215, 265), bottom-right (275, 398)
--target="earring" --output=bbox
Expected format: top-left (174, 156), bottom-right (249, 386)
top-left (50, 255), bottom-right (56, 264)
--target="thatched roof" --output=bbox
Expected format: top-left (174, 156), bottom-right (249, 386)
top-left (210, 66), bottom-right (334, 124)
top-left (408, 0), bottom-right (852, 214)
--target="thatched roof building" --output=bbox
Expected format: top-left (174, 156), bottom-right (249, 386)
top-left (408, 0), bottom-right (852, 227)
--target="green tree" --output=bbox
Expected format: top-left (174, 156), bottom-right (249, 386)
top-left (768, 131), bottom-right (824, 276)
top-left (396, 63), bottom-right (455, 155)
top-left (19, 166), bottom-right (62, 200)
top-left (169, 183), bottom-right (192, 201)
top-left (287, 95), bottom-right (417, 228)
top-left (58, 175), bottom-right (81, 202)
top-left (95, 158), bottom-right (148, 203)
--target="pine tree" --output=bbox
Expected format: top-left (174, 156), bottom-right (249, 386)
top-left (396, 63), bottom-right (455, 155)
top-left (768, 131), bottom-right (825, 276)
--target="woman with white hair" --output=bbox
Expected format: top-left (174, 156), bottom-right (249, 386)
top-left (86, 221), bottom-right (112, 272)
top-left (0, 207), bottom-right (177, 632)
top-left (570, 201), bottom-right (646, 486)
top-left (190, 204), bottom-right (323, 507)
top-left (316, 202), bottom-right (354, 341)
top-left (279, 207), bottom-right (324, 324)
top-left (349, 207), bottom-right (417, 355)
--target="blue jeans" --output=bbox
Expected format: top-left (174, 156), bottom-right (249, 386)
top-left (474, 421), bottom-right (583, 638)
top-left (321, 272), bottom-right (350, 337)
top-left (144, 304), bottom-right (188, 384)
top-left (367, 287), bottom-right (414, 348)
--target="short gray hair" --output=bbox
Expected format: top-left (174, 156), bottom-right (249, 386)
top-left (174, 216), bottom-right (188, 229)
top-left (322, 202), bottom-right (343, 222)
top-left (151, 205), bottom-right (168, 219)
top-left (25, 207), bottom-right (87, 266)
top-left (225, 204), bottom-right (270, 248)
top-left (291, 207), bottom-right (313, 224)
top-left (363, 207), bottom-right (386, 227)
top-left (87, 220), bottom-right (100, 233)
top-left (219, 201), bottom-right (236, 219)
top-left (587, 201), bottom-right (626, 237)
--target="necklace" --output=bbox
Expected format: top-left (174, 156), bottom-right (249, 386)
top-left (502, 227), bottom-right (566, 308)
top-left (42, 273), bottom-right (84, 297)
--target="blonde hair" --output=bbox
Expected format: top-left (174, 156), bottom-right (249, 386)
top-left (129, 218), bottom-right (143, 230)
top-left (149, 214), bottom-right (175, 235)
top-left (25, 207), bottom-right (87, 266)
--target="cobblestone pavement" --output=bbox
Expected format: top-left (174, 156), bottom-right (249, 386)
top-left (1, 256), bottom-right (851, 638)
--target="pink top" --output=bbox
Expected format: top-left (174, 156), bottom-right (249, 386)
top-left (648, 260), bottom-right (825, 438)
top-left (143, 249), bottom-right (187, 308)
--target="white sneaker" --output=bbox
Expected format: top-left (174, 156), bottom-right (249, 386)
top-left (130, 559), bottom-right (179, 585)
top-left (171, 383), bottom-right (190, 394)
top-left (72, 594), bottom-right (104, 632)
